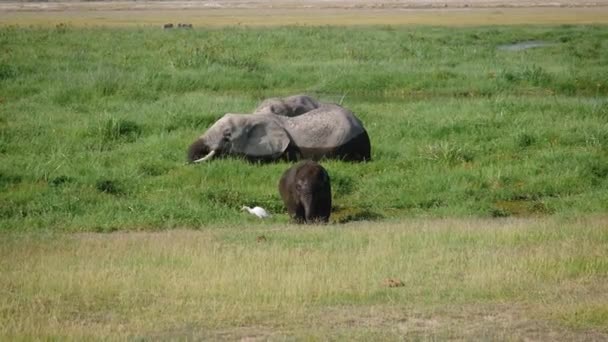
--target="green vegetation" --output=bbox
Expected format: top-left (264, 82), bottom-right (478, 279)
top-left (1, 23), bottom-right (607, 339)
top-left (1, 25), bottom-right (607, 230)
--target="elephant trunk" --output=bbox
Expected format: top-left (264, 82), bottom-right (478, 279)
top-left (193, 150), bottom-right (216, 163)
top-left (301, 191), bottom-right (315, 223)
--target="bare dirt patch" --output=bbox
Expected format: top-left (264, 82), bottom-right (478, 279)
top-left (1, 0), bottom-right (608, 26)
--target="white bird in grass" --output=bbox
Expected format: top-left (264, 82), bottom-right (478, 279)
top-left (241, 206), bottom-right (271, 219)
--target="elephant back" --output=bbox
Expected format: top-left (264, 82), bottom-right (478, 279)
top-left (254, 95), bottom-right (320, 117)
top-left (283, 104), bottom-right (367, 149)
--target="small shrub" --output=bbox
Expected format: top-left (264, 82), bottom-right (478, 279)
top-left (0, 172), bottom-right (22, 188)
top-left (590, 163), bottom-right (608, 179)
top-left (95, 179), bottom-right (125, 195)
top-left (0, 63), bottom-right (17, 80)
top-left (49, 175), bottom-right (73, 187)
top-left (500, 70), bottom-right (518, 83)
top-left (517, 133), bottom-right (536, 149)
top-left (490, 207), bottom-right (511, 218)
top-left (585, 160), bottom-right (608, 185)
top-left (55, 23), bottom-right (69, 34)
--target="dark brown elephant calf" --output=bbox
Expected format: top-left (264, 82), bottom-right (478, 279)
top-left (279, 160), bottom-right (332, 224)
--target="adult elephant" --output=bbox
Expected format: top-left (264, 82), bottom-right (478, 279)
top-left (187, 104), bottom-right (371, 163)
top-left (253, 94), bottom-right (320, 117)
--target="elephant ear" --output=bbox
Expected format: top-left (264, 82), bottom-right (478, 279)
top-left (235, 120), bottom-right (290, 158)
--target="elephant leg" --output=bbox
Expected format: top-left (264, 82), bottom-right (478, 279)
top-left (334, 130), bottom-right (371, 162)
top-left (282, 142), bottom-right (302, 162)
top-left (293, 204), bottom-right (306, 223)
top-left (308, 196), bottom-right (331, 223)
top-left (316, 203), bottom-right (331, 223)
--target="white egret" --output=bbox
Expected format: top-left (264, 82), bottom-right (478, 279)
top-left (241, 206), bottom-right (270, 219)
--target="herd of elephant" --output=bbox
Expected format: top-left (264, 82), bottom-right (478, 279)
top-left (186, 95), bottom-right (372, 223)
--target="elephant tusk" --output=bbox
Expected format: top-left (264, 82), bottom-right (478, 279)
top-left (193, 150), bottom-right (216, 163)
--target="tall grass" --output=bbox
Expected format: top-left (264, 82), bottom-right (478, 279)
top-left (1, 24), bottom-right (607, 339)
top-left (1, 217), bottom-right (607, 339)
top-left (1, 25), bottom-right (607, 230)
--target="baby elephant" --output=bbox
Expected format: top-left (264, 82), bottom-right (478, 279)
top-left (279, 160), bottom-right (332, 223)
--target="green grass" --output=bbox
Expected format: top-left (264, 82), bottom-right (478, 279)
top-left (1, 23), bottom-right (608, 338)
top-left (1, 217), bottom-right (607, 339)
top-left (1, 25), bottom-right (608, 231)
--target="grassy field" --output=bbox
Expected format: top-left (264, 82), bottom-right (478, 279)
top-left (1, 24), bottom-right (607, 230)
top-left (1, 23), bottom-right (607, 338)
top-left (1, 217), bottom-right (607, 339)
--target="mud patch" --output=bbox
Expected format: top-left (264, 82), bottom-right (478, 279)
top-left (331, 206), bottom-right (383, 223)
top-left (383, 278), bottom-right (405, 288)
top-left (491, 199), bottom-right (552, 217)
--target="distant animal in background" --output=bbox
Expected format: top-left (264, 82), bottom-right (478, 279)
top-left (163, 23), bottom-right (174, 29)
top-left (177, 23), bottom-right (193, 28)
top-left (241, 206), bottom-right (271, 219)
top-left (253, 94), bottom-right (320, 117)
top-left (279, 160), bottom-right (332, 224)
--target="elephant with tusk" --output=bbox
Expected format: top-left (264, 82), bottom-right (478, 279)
top-left (253, 94), bottom-right (320, 117)
top-left (187, 103), bottom-right (371, 163)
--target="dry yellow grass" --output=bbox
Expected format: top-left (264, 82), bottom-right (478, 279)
top-left (2, 6), bottom-right (608, 27)
top-left (1, 217), bottom-right (607, 339)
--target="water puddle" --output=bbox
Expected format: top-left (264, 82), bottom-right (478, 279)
top-left (497, 40), bottom-right (552, 51)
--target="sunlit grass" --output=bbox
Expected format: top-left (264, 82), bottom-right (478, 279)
top-left (1, 216), bottom-right (607, 339)
top-left (1, 15), bottom-right (607, 340)
top-left (1, 25), bottom-right (607, 230)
